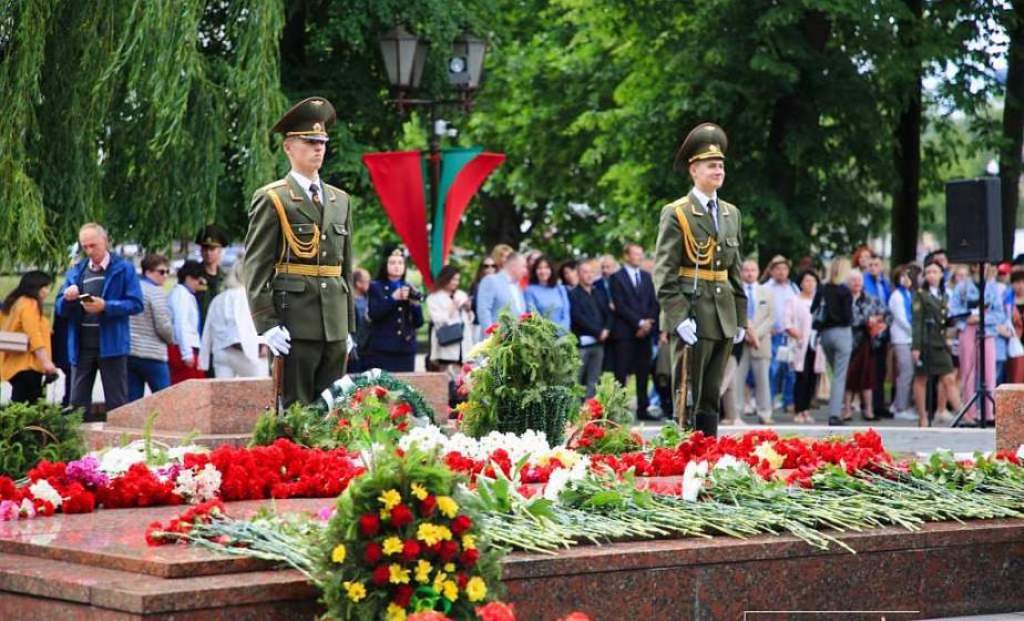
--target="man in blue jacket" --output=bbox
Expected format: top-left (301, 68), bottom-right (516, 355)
top-left (56, 223), bottom-right (144, 415)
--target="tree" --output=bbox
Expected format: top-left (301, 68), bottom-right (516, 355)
top-left (1000, 0), bottom-right (1024, 259)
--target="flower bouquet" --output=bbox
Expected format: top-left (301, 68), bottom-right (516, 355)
top-left (567, 375), bottom-right (643, 455)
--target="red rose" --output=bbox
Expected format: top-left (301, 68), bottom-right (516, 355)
top-left (459, 548), bottom-right (480, 568)
top-left (394, 584), bottom-right (414, 608)
top-left (438, 540), bottom-right (459, 562)
top-left (475, 602), bottom-right (517, 621)
top-left (359, 512), bottom-right (381, 537)
top-left (364, 542), bottom-right (383, 565)
top-left (450, 514), bottom-right (472, 536)
top-left (419, 495), bottom-right (437, 518)
top-left (371, 564), bottom-right (390, 586)
top-left (457, 572), bottom-right (469, 589)
top-left (401, 539), bottom-right (421, 562)
top-left (390, 504), bottom-right (414, 528)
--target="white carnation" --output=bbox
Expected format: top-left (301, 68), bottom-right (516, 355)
top-left (28, 480), bottom-right (62, 508)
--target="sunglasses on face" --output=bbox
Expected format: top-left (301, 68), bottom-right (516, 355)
top-left (155, 269), bottom-right (169, 275)
top-left (483, 263), bottom-right (497, 269)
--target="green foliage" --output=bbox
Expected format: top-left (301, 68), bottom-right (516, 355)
top-left (0, 401), bottom-right (85, 479)
top-left (570, 375), bottom-right (642, 455)
top-left (316, 370), bottom-right (435, 421)
top-left (459, 311), bottom-right (581, 443)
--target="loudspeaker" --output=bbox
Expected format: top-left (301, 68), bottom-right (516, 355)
top-left (945, 177), bottom-right (1003, 263)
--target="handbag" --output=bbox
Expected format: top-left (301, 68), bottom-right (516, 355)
top-left (775, 336), bottom-right (794, 364)
top-left (436, 321), bottom-right (465, 347)
top-left (1009, 336), bottom-right (1024, 359)
top-left (0, 309), bottom-right (29, 353)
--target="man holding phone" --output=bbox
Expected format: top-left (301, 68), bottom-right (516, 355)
top-left (56, 223), bottom-right (144, 416)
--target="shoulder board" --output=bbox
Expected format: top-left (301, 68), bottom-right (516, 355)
top-left (255, 179), bottom-right (288, 195)
top-left (325, 183), bottom-right (349, 199)
top-left (665, 195), bottom-right (690, 210)
top-left (719, 198), bottom-right (737, 210)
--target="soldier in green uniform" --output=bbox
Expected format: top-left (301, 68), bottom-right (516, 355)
top-left (911, 260), bottom-right (962, 427)
top-left (653, 123), bottom-right (747, 437)
top-left (243, 97), bottom-right (355, 406)
top-left (195, 224), bottom-right (229, 327)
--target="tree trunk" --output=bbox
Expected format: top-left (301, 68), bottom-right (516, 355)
top-left (1000, 1), bottom-right (1024, 261)
top-left (891, 0), bottom-right (923, 266)
top-left (480, 194), bottom-right (524, 250)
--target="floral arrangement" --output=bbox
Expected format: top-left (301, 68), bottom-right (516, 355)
top-left (319, 369), bottom-right (434, 420)
top-left (318, 448), bottom-right (503, 620)
top-left (568, 375), bottom-right (643, 455)
top-left (457, 312), bottom-right (581, 444)
top-left (0, 439), bottom-right (363, 521)
top-left (252, 384), bottom-right (423, 450)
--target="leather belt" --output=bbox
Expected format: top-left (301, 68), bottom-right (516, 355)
top-left (275, 263), bottom-right (342, 277)
top-left (678, 266), bottom-right (728, 282)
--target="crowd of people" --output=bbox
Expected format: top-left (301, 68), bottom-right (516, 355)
top-left (0, 223), bottom-right (266, 416)
top-left (3, 221), bottom-right (1023, 431)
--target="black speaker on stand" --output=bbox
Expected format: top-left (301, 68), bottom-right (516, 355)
top-left (945, 177), bottom-right (1002, 429)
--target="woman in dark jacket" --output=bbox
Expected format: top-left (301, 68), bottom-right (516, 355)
top-left (812, 257), bottom-right (854, 426)
top-left (363, 249), bottom-right (424, 372)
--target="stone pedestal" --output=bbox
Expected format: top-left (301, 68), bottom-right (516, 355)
top-left (995, 384), bottom-right (1024, 452)
top-left (84, 373), bottom-right (450, 450)
top-left (2, 499), bottom-right (1024, 620)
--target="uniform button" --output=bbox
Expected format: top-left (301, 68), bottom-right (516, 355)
top-left (715, 287), bottom-right (721, 294)
top-left (322, 251), bottom-right (327, 257)
top-left (321, 234), bottom-right (327, 240)
top-left (320, 282), bottom-right (327, 289)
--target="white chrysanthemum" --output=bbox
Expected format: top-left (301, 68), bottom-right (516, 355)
top-left (398, 426), bottom-right (447, 453)
top-left (93, 446), bottom-right (147, 476)
top-left (713, 455), bottom-right (748, 472)
top-left (1017, 445), bottom-right (1024, 461)
top-left (681, 460), bottom-right (709, 503)
top-left (167, 445), bottom-right (207, 463)
top-left (28, 480), bottom-right (62, 508)
top-left (543, 466), bottom-right (573, 501)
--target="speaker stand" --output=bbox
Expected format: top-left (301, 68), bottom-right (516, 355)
top-left (950, 263), bottom-right (995, 429)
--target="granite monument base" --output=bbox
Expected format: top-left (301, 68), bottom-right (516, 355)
top-left (0, 499), bottom-right (1022, 620)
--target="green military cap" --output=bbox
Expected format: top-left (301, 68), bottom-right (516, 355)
top-left (674, 122), bottom-right (728, 171)
top-left (195, 224), bottom-right (229, 248)
top-left (271, 96), bottom-right (337, 142)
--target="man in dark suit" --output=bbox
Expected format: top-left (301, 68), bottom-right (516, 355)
top-left (610, 243), bottom-right (662, 420)
top-left (569, 259), bottom-right (613, 397)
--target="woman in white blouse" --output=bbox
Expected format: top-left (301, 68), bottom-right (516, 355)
top-left (427, 265), bottom-right (475, 377)
top-left (199, 260), bottom-right (267, 378)
top-left (785, 270), bottom-right (826, 423)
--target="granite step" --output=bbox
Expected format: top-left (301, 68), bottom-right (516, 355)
top-left (83, 424), bottom-right (253, 451)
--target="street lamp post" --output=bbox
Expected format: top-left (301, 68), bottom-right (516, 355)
top-left (377, 26), bottom-right (487, 276)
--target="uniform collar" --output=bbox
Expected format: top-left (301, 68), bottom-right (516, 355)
top-left (691, 187), bottom-right (718, 211)
top-left (290, 170), bottom-right (321, 196)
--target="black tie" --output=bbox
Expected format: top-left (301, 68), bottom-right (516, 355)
top-left (633, 270), bottom-right (640, 289)
top-left (310, 183), bottom-right (321, 206)
top-left (708, 198), bottom-right (719, 233)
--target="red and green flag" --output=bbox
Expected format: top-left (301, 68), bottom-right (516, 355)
top-left (362, 148), bottom-right (505, 288)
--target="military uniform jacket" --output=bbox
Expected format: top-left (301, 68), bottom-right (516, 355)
top-left (653, 192), bottom-right (746, 341)
top-left (243, 174), bottom-right (354, 342)
top-left (911, 289), bottom-right (950, 353)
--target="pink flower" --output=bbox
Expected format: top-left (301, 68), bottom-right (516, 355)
top-left (0, 500), bottom-right (19, 521)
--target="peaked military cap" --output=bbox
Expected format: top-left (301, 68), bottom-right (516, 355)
top-left (272, 96), bottom-right (337, 142)
top-left (674, 122), bottom-right (728, 171)
top-left (195, 224), bottom-right (229, 248)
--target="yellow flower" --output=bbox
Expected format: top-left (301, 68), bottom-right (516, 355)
top-left (330, 543), bottom-right (347, 564)
top-left (466, 576), bottom-right (488, 602)
top-left (342, 581), bottom-right (366, 602)
top-left (416, 523), bottom-right (453, 547)
top-left (380, 508), bottom-right (391, 520)
top-left (444, 562), bottom-right (455, 573)
top-left (436, 496), bottom-right (459, 519)
top-left (379, 488), bottom-right (402, 510)
top-left (432, 571), bottom-right (447, 593)
top-left (442, 579), bottom-right (459, 602)
top-left (386, 603), bottom-right (407, 621)
top-left (382, 536), bottom-right (403, 556)
top-left (461, 534), bottom-right (476, 550)
top-left (389, 563), bottom-right (411, 584)
top-left (415, 560), bottom-right (432, 583)
top-left (752, 442), bottom-right (785, 470)
top-left (410, 483), bottom-right (429, 501)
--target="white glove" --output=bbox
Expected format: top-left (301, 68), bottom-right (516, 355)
top-left (676, 318), bottom-right (697, 345)
top-left (347, 334), bottom-right (356, 354)
top-left (263, 325), bottom-right (292, 356)
top-left (733, 328), bottom-right (746, 345)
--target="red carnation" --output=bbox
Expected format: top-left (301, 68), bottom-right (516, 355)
top-left (401, 539), bottom-right (422, 562)
top-left (475, 602), bottom-right (517, 621)
top-left (371, 564), bottom-right (390, 586)
top-left (457, 572), bottom-right (469, 589)
top-left (390, 503), bottom-right (414, 528)
top-left (484, 323), bottom-right (498, 335)
top-left (419, 495), bottom-right (437, 518)
top-left (394, 584), bottom-right (414, 608)
top-left (438, 539), bottom-right (459, 562)
top-left (450, 514), bottom-right (472, 536)
top-left (364, 541), bottom-right (383, 565)
top-left (459, 548), bottom-right (480, 568)
top-left (144, 521), bottom-right (167, 546)
top-left (359, 512), bottom-right (381, 537)
top-left (519, 312), bottom-right (533, 321)
top-left (62, 488), bottom-right (96, 514)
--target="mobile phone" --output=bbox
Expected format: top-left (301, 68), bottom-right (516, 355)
top-left (79, 293), bottom-right (95, 303)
